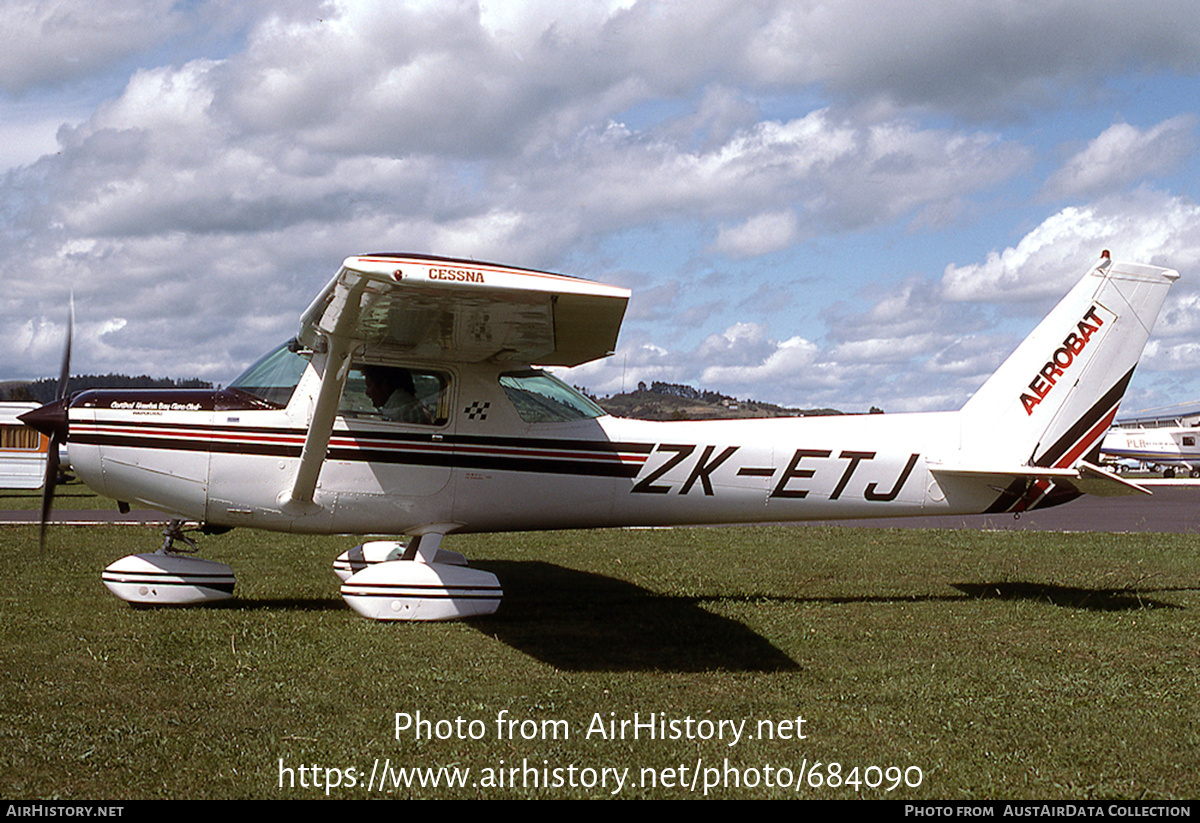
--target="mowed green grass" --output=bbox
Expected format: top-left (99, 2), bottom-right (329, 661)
top-left (2, 509), bottom-right (1198, 799)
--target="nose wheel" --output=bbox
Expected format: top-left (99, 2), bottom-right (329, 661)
top-left (101, 519), bottom-right (236, 606)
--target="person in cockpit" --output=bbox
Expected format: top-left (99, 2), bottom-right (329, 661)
top-left (362, 365), bottom-right (434, 425)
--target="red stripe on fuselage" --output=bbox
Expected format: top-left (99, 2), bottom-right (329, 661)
top-left (1007, 403), bottom-right (1121, 513)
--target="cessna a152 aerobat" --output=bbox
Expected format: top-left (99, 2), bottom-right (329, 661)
top-left (20, 251), bottom-right (1179, 620)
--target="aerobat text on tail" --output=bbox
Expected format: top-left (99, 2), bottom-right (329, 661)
top-left (21, 251), bottom-right (1179, 620)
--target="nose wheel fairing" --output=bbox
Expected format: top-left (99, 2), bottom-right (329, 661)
top-left (102, 552), bottom-right (236, 605)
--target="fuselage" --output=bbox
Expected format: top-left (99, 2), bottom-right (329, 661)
top-left (62, 353), bottom-right (1005, 537)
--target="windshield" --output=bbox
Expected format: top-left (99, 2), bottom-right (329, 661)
top-left (499, 370), bottom-right (605, 423)
top-left (228, 340), bottom-right (311, 407)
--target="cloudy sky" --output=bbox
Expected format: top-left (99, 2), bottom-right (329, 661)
top-left (4, 0), bottom-right (1200, 414)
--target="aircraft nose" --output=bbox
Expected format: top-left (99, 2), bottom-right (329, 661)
top-left (19, 398), bottom-right (69, 441)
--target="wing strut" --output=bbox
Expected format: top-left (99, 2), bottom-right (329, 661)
top-left (282, 276), bottom-right (370, 510)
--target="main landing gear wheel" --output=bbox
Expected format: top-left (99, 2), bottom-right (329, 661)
top-left (335, 536), bottom-right (502, 621)
top-left (101, 519), bottom-right (235, 606)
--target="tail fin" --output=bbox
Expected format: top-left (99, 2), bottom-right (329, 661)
top-left (959, 252), bottom-right (1178, 471)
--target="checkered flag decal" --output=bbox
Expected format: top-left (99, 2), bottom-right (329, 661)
top-left (465, 401), bottom-right (490, 420)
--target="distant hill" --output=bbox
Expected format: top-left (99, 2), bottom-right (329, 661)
top-left (592, 380), bottom-right (855, 421)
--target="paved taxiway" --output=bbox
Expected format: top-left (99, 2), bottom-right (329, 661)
top-left (3, 486), bottom-right (1199, 533)
top-left (801, 485), bottom-right (1200, 534)
top-left (0, 509), bottom-right (169, 526)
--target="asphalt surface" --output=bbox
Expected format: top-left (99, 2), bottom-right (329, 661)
top-left (796, 485), bottom-right (1200, 534)
top-left (0, 508), bottom-right (170, 526)
top-left (3, 486), bottom-right (1199, 533)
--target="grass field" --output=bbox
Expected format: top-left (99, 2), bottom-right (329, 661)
top-left (2, 498), bottom-right (1198, 799)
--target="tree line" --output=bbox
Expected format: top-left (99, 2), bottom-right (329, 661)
top-left (1, 375), bottom-right (213, 404)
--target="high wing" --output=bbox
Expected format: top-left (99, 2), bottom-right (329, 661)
top-left (297, 253), bottom-right (630, 367)
top-left (284, 253), bottom-right (630, 508)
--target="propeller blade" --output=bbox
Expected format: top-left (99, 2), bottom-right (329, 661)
top-left (57, 295), bottom-right (73, 401)
top-left (19, 399), bottom-right (70, 552)
top-left (38, 433), bottom-right (60, 551)
top-left (37, 299), bottom-right (72, 551)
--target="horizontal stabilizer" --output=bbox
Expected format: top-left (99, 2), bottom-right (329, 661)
top-left (930, 465), bottom-right (1079, 481)
top-left (1074, 461), bottom-right (1152, 496)
top-left (931, 461), bottom-right (1151, 497)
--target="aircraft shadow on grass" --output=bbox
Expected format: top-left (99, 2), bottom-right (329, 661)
top-left (188, 597), bottom-right (347, 612)
top-left (952, 581), bottom-right (1185, 611)
top-left (465, 560), bottom-right (801, 673)
top-left (132, 568), bottom-right (1190, 670)
top-left (213, 561), bottom-right (796, 673)
top-left (135, 576), bottom-right (1190, 619)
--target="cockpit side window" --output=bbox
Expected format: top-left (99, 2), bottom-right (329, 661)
top-left (228, 340), bottom-right (312, 407)
top-left (499, 370), bottom-right (605, 423)
top-left (339, 365), bottom-right (450, 426)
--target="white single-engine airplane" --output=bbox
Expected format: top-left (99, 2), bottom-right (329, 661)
top-left (20, 251), bottom-right (1179, 620)
top-left (1100, 424), bottom-right (1200, 477)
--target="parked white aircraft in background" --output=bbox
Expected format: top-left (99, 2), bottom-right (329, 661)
top-left (1101, 423), bottom-right (1200, 477)
top-left (0, 402), bottom-right (49, 489)
top-left (20, 251), bottom-right (1179, 620)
